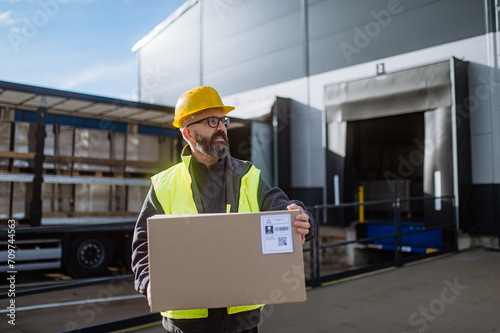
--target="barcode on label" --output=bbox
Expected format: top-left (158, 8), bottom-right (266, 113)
top-left (278, 237), bottom-right (287, 246)
top-left (275, 227), bottom-right (289, 231)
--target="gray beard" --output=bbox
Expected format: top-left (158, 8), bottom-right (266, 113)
top-left (195, 131), bottom-right (230, 160)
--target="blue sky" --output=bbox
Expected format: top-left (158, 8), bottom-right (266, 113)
top-left (0, 0), bottom-right (184, 101)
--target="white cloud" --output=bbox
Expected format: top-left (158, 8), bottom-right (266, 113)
top-left (0, 11), bottom-right (15, 25)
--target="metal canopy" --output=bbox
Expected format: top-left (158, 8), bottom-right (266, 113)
top-left (0, 80), bottom-right (176, 129)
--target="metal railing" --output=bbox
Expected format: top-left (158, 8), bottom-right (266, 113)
top-left (305, 195), bottom-right (457, 287)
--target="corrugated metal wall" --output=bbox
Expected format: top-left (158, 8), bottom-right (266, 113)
top-left (137, 0), bottom-right (485, 105)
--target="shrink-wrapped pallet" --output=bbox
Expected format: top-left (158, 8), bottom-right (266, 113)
top-left (0, 121), bottom-right (10, 166)
top-left (126, 133), bottom-right (139, 162)
top-left (42, 183), bottom-right (73, 215)
top-left (55, 126), bottom-right (75, 170)
top-left (160, 136), bottom-right (177, 166)
top-left (73, 129), bottom-right (90, 170)
top-left (88, 129), bottom-right (110, 160)
top-left (74, 184), bottom-right (89, 213)
top-left (127, 185), bottom-right (150, 212)
top-left (12, 182), bottom-right (26, 218)
top-left (42, 182), bottom-right (55, 213)
top-left (0, 182), bottom-right (10, 218)
top-left (126, 133), bottom-right (159, 173)
top-left (74, 184), bottom-right (110, 213)
top-left (114, 133), bottom-right (126, 160)
top-left (90, 184), bottom-right (110, 212)
top-left (58, 184), bottom-right (73, 213)
top-left (13, 122), bottom-right (30, 167)
top-left (43, 124), bottom-right (55, 169)
top-left (74, 128), bottom-right (110, 171)
top-left (112, 185), bottom-right (127, 212)
top-left (138, 134), bottom-right (159, 162)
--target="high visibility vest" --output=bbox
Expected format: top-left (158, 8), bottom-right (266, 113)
top-left (151, 155), bottom-right (264, 319)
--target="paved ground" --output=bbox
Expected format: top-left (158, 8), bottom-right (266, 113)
top-left (0, 275), bottom-right (150, 333)
top-left (1, 249), bottom-right (498, 332)
top-left (258, 248), bottom-right (500, 333)
top-left (137, 249), bottom-right (500, 333)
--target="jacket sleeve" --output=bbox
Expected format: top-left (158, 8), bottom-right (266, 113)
top-left (257, 176), bottom-right (316, 242)
top-left (131, 186), bottom-right (164, 295)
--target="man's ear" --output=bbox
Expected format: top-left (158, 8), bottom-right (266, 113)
top-left (182, 127), bottom-right (195, 143)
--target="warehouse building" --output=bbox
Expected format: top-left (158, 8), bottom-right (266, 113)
top-left (133, 0), bottom-right (499, 255)
top-left (1, 0), bottom-right (498, 279)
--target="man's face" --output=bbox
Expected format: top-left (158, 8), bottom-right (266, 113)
top-left (184, 108), bottom-right (230, 160)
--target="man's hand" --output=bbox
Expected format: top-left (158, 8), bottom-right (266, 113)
top-left (147, 281), bottom-right (152, 308)
top-left (287, 203), bottom-right (310, 244)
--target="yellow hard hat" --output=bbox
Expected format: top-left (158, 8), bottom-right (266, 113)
top-left (173, 86), bottom-right (235, 128)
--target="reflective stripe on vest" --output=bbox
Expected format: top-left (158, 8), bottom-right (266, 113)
top-left (151, 155), bottom-right (264, 319)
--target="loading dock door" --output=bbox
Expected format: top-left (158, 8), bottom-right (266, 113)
top-left (346, 112), bottom-right (425, 219)
top-left (325, 58), bottom-right (471, 228)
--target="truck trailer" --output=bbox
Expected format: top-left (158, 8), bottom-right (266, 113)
top-left (0, 80), bottom-right (278, 277)
top-left (0, 80), bottom-right (180, 277)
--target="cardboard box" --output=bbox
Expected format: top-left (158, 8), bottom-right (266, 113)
top-left (147, 210), bottom-right (306, 312)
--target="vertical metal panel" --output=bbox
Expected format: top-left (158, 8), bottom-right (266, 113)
top-left (452, 59), bottom-right (473, 230)
top-left (137, 0), bottom-right (485, 99)
top-left (251, 122), bottom-right (273, 185)
top-left (289, 99), bottom-right (323, 188)
top-left (423, 107), bottom-right (453, 226)
top-left (138, 2), bottom-right (201, 105)
top-left (272, 97), bottom-right (292, 194)
top-left (30, 103), bottom-right (47, 226)
top-left (470, 184), bottom-right (500, 234)
top-left (471, 134), bottom-right (494, 183)
top-left (308, 0), bottom-right (485, 75)
top-left (202, 0), bottom-right (303, 96)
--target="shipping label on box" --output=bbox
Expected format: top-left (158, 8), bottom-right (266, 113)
top-left (147, 210), bottom-right (306, 313)
top-left (260, 213), bottom-right (294, 254)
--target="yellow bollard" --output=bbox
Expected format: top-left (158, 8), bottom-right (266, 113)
top-left (358, 185), bottom-right (365, 222)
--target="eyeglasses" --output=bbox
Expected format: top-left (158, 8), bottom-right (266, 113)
top-left (186, 116), bottom-right (230, 129)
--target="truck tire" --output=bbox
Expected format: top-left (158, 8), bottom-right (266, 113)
top-left (65, 235), bottom-right (114, 277)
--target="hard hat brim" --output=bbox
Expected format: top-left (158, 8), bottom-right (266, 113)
top-left (173, 105), bottom-right (235, 128)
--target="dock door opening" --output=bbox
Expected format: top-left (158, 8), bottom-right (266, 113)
top-left (325, 58), bottom-right (472, 233)
top-left (347, 112), bottom-right (425, 220)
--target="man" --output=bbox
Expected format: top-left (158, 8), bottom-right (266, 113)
top-left (132, 86), bottom-right (315, 333)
